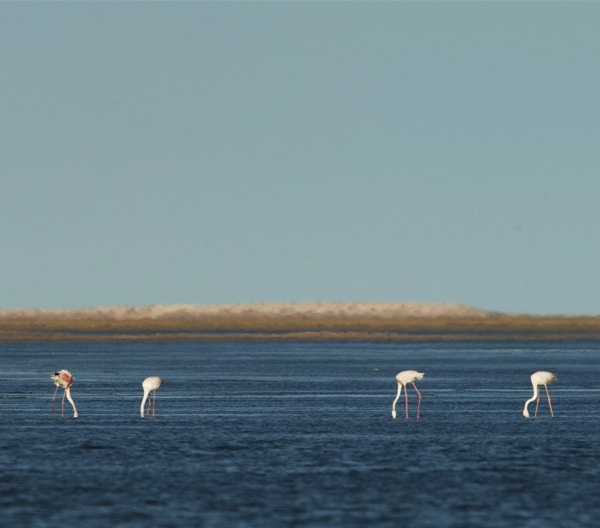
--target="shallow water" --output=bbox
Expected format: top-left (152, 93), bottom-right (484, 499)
top-left (1, 340), bottom-right (600, 527)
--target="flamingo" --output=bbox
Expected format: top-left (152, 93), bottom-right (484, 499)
top-left (51, 370), bottom-right (78, 418)
top-left (141, 376), bottom-right (162, 417)
top-left (392, 370), bottom-right (424, 419)
top-left (523, 370), bottom-right (557, 418)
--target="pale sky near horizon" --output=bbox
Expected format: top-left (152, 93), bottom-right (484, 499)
top-left (2, 2), bottom-right (599, 315)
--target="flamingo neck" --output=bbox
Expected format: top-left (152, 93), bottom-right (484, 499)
top-left (140, 389), bottom-right (150, 417)
top-left (522, 383), bottom-right (539, 418)
top-left (391, 382), bottom-right (403, 419)
top-left (65, 387), bottom-right (78, 418)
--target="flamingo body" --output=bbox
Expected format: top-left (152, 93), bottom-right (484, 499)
top-left (51, 369), bottom-right (78, 418)
top-left (523, 370), bottom-right (557, 418)
top-left (392, 370), bottom-right (424, 419)
top-left (141, 376), bottom-right (162, 417)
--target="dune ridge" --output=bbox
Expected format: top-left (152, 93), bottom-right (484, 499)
top-left (1, 302), bottom-right (598, 342)
top-left (0, 302), bottom-right (492, 320)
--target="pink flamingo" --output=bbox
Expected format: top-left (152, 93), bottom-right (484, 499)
top-left (51, 370), bottom-right (78, 418)
top-left (141, 376), bottom-right (162, 417)
top-left (392, 370), bottom-right (424, 419)
top-left (523, 370), bottom-right (557, 418)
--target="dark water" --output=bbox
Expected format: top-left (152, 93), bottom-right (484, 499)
top-left (2, 340), bottom-right (600, 527)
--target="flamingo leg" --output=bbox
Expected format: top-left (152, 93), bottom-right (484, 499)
top-left (403, 384), bottom-right (409, 419)
top-left (534, 391), bottom-right (541, 418)
top-left (146, 397), bottom-right (151, 416)
top-left (61, 390), bottom-right (66, 418)
top-left (544, 384), bottom-right (554, 417)
top-left (152, 390), bottom-right (157, 416)
top-left (412, 383), bottom-right (423, 419)
top-left (52, 385), bottom-right (59, 417)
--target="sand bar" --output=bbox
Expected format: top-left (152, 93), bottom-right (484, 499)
top-left (1, 302), bottom-right (600, 342)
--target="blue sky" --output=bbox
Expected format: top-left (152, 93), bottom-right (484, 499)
top-left (2, 2), bottom-right (599, 315)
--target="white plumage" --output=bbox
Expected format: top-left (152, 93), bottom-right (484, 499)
top-left (392, 370), bottom-right (424, 420)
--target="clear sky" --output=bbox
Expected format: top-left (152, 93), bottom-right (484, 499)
top-left (2, 1), bottom-right (599, 315)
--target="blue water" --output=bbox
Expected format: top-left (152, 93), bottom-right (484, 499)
top-left (2, 339), bottom-right (600, 527)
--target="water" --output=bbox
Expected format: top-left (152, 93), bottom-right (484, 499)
top-left (2, 339), bottom-right (600, 527)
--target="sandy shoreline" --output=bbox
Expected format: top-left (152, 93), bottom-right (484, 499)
top-left (1, 302), bottom-right (600, 342)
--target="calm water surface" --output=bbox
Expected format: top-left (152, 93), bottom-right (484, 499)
top-left (2, 340), bottom-right (600, 527)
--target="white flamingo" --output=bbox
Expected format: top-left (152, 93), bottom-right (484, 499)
top-left (51, 370), bottom-right (78, 418)
top-left (392, 370), bottom-right (424, 419)
top-left (141, 376), bottom-right (162, 417)
top-left (523, 370), bottom-right (557, 418)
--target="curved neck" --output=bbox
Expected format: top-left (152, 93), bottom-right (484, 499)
top-left (140, 389), bottom-right (150, 417)
top-left (392, 382), bottom-right (403, 414)
top-left (64, 387), bottom-right (78, 418)
top-left (523, 382), bottom-right (540, 416)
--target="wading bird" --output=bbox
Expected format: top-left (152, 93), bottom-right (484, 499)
top-left (141, 376), bottom-right (162, 417)
top-left (523, 370), bottom-right (557, 418)
top-left (392, 370), bottom-right (424, 419)
top-left (51, 370), bottom-right (78, 418)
